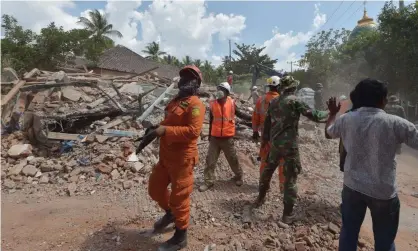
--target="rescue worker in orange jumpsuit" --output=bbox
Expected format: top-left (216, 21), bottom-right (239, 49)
top-left (148, 65), bottom-right (206, 251)
top-left (198, 82), bottom-right (244, 192)
top-left (252, 76), bottom-right (286, 193)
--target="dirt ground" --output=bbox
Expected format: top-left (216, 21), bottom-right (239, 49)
top-left (2, 145), bottom-right (417, 251)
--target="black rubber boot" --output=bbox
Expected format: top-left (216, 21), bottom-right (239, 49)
top-left (157, 227), bottom-right (187, 251)
top-left (281, 203), bottom-right (296, 224)
top-left (254, 186), bottom-right (268, 208)
top-left (153, 210), bottom-right (175, 233)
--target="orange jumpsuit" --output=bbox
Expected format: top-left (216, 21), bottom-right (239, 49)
top-left (148, 95), bottom-right (205, 230)
top-left (252, 91), bottom-right (285, 191)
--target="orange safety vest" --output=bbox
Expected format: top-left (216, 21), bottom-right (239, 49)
top-left (252, 91), bottom-right (279, 132)
top-left (210, 97), bottom-right (235, 137)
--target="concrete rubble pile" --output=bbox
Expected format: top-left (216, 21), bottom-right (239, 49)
top-left (1, 67), bottom-right (178, 193)
top-left (0, 67), bottom-right (257, 195)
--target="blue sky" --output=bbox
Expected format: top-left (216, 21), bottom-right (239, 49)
top-left (1, 1), bottom-right (408, 71)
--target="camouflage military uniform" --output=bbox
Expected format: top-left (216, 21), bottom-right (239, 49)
top-left (260, 92), bottom-right (328, 214)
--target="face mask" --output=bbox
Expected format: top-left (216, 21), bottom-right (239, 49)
top-left (215, 90), bottom-right (226, 100)
top-left (178, 78), bottom-right (199, 98)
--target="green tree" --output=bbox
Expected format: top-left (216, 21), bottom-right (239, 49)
top-left (142, 41), bottom-right (167, 61)
top-left (299, 28), bottom-right (351, 87)
top-left (298, 2), bottom-right (418, 100)
top-left (77, 10), bottom-right (122, 61)
top-left (201, 60), bottom-right (217, 84)
top-left (193, 59), bottom-right (202, 68)
top-left (33, 23), bottom-right (80, 69)
top-left (232, 43), bottom-right (278, 87)
top-left (181, 56), bottom-right (193, 66)
top-left (375, 2), bottom-right (418, 98)
top-left (1, 15), bottom-right (37, 73)
top-left (77, 10), bottom-right (122, 40)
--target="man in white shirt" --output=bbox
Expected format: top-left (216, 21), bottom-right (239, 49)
top-left (325, 78), bottom-right (418, 251)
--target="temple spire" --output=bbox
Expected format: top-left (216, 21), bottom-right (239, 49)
top-left (363, 0), bottom-right (367, 18)
top-left (357, 0), bottom-right (374, 26)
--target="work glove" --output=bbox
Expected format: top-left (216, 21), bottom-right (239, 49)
top-left (252, 131), bottom-right (260, 141)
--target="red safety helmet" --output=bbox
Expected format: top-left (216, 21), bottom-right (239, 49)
top-left (179, 65), bottom-right (203, 86)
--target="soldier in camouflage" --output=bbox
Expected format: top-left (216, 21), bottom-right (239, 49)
top-left (385, 95), bottom-right (406, 119)
top-left (385, 95), bottom-right (406, 154)
top-left (255, 76), bottom-right (329, 224)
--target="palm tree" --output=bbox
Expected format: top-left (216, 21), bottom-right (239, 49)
top-left (142, 41), bottom-right (167, 61)
top-left (201, 60), bottom-right (216, 84)
top-left (181, 56), bottom-right (193, 66)
top-left (193, 59), bottom-right (202, 68)
top-left (77, 10), bottom-right (123, 42)
top-left (162, 55), bottom-right (173, 64)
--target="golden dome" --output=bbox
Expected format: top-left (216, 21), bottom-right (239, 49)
top-left (357, 9), bottom-right (376, 27)
top-left (348, 8), bottom-right (377, 41)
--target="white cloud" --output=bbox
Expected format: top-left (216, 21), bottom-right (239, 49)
top-left (313, 3), bottom-right (326, 29)
top-left (1, 1), bottom-right (82, 32)
top-left (1, 0), bottom-right (245, 66)
top-left (262, 3), bottom-right (326, 72)
top-left (211, 55), bottom-right (223, 67)
top-left (134, 0), bottom-right (246, 60)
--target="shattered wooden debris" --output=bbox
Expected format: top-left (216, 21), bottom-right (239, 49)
top-left (1, 80), bottom-right (27, 106)
top-left (1, 66), bottom-right (254, 151)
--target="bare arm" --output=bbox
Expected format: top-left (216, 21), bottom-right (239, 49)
top-left (325, 113), bottom-right (338, 139)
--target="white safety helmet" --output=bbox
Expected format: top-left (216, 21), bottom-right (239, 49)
top-left (229, 71), bottom-right (233, 74)
top-left (251, 86), bottom-right (258, 90)
top-left (217, 82), bottom-right (231, 93)
top-left (266, 76), bottom-right (281, 87)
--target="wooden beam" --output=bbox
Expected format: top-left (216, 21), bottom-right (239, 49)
top-left (98, 115), bottom-right (132, 130)
top-left (20, 81), bottom-right (96, 92)
top-left (1, 80), bottom-right (26, 106)
top-left (47, 132), bottom-right (85, 141)
top-left (23, 68), bottom-right (40, 79)
top-left (56, 66), bottom-right (85, 73)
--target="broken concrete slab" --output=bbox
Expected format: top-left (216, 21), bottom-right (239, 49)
top-left (110, 169), bottom-right (120, 180)
top-left (95, 135), bottom-right (109, 143)
top-left (21, 165), bottom-right (39, 177)
top-left (131, 162), bottom-right (144, 173)
top-left (67, 183), bottom-right (77, 196)
top-left (119, 82), bottom-right (144, 95)
top-left (61, 86), bottom-right (82, 102)
top-left (7, 144), bottom-right (33, 158)
top-left (51, 71), bottom-right (70, 83)
top-left (7, 160), bottom-right (27, 176)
